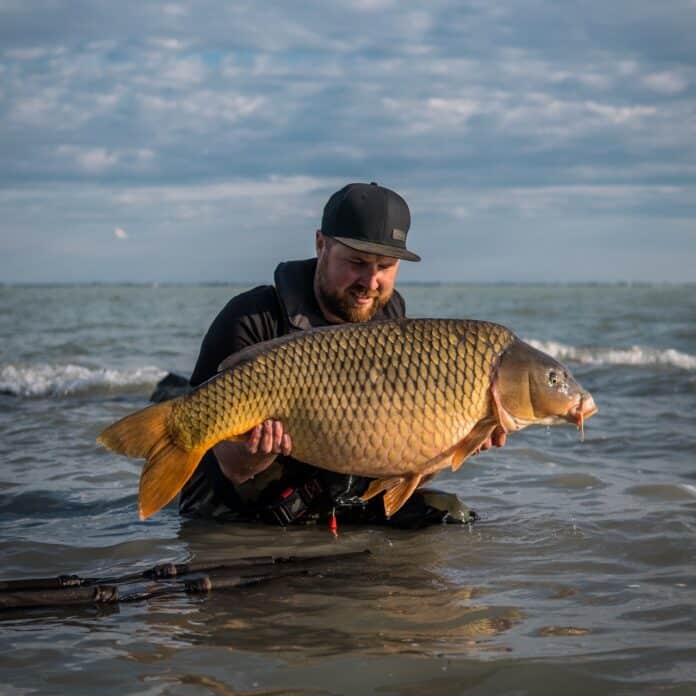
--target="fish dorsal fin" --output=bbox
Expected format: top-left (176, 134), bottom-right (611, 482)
top-left (217, 333), bottom-right (300, 372)
top-left (216, 323), bottom-right (356, 373)
top-left (450, 419), bottom-right (498, 472)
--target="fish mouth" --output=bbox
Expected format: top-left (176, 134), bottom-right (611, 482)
top-left (565, 392), bottom-right (598, 441)
top-left (500, 393), bottom-right (598, 431)
top-left (568, 392), bottom-right (598, 421)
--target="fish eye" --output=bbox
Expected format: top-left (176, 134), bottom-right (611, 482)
top-left (548, 370), bottom-right (558, 386)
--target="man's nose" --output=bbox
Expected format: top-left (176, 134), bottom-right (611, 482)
top-left (360, 268), bottom-right (380, 291)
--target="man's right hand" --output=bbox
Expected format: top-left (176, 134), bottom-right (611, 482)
top-left (214, 420), bottom-right (292, 486)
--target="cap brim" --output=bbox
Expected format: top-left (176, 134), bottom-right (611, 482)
top-left (332, 237), bottom-right (421, 262)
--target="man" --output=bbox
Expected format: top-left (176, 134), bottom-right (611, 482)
top-left (179, 182), bottom-right (502, 527)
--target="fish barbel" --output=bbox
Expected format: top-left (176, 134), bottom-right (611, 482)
top-left (97, 319), bottom-right (597, 519)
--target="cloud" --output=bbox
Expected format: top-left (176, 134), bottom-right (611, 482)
top-left (114, 175), bottom-right (325, 205)
top-left (5, 46), bottom-right (50, 60)
top-left (56, 146), bottom-right (119, 172)
top-left (382, 97), bottom-right (480, 134)
top-left (349, 0), bottom-right (397, 10)
top-left (642, 71), bottom-right (688, 94)
top-left (583, 101), bottom-right (657, 125)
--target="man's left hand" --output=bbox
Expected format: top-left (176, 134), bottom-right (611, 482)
top-left (475, 426), bottom-right (507, 454)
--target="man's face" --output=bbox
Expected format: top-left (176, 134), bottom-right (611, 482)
top-left (314, 233), bottom-right (401, 323)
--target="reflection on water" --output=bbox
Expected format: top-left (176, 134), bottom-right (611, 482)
top-left (129, 524), bottom-right (524, 663)
top-left (176, 564), bottom-right (519, 660)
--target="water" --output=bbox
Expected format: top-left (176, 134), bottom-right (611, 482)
top-left (1, 283), bottom-right (695, 694)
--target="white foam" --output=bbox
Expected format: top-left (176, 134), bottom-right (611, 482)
top-left (0, 363), bottom-right (167, 397)
top-left (526, 339), bottom-right (696, 370)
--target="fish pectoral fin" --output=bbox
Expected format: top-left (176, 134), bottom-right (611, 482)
top-left (451, 420), bottom-right (498, 472)
top-left (490, 376), bottom-right (519, 433)
top-left (360, 475), bottom-right (423, 517)
top-left (360, 476), bottom-right (403, 502)
top-left (382, 475), bottom-right (423, 518)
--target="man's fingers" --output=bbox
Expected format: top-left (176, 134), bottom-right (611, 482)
top-left (259, 420), bottom-right (274, 453)
top-left (492, 429), bottom-right (507, 448)
top-left (245, 420), bottom-right (290, 455)
top-left (272, 420), bottom-right (284, 452)
top-left (245, 424), bottom-right (262, 453)
top-left (474, 429), bottom-right (508, 455)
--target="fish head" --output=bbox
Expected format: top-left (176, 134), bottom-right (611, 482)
top-left (494, 339), bottom-right (597, 431)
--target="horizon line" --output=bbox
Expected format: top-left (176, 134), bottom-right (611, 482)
top-left (2, 280), bottom-right (694, 288)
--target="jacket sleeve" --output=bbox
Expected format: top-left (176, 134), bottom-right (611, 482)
top-left (190, 285), bottom-right (282, 387)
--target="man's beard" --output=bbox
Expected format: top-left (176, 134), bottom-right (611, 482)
top-left (315, 259), bottom-right (392, 323)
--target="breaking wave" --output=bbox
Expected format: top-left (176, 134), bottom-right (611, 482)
top-left (2, 338), bottom-right (693, 399)
top-left (526, 339), bottom-right (696, 370)
top-left (0, 363), bottom-right (167, 397)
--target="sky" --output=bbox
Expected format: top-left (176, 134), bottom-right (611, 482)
top-left (1, 0), bottom-right (695, 284)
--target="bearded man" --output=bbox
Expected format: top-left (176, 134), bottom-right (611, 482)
top-left (179, 182), bottom-right (500, 527)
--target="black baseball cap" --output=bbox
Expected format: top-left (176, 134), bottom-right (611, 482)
top-left (320, 182), bottom-right (421, 262)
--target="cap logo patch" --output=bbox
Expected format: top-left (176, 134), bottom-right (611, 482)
top-left (391, 228), bottom-right (406, 241)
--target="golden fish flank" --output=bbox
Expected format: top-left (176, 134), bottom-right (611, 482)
top-left (97, 319), bottom-right (597, 520)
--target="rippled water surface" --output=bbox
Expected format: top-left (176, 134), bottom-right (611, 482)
top-left (1, 283), bottom-right (695, 695)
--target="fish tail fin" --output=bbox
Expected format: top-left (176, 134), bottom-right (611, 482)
top-left (97, 401), bottom-right (173, 459)
top-left (97, 401), bottom-right (205, 520)
top-left (138, 439), bottom-right (205, 520)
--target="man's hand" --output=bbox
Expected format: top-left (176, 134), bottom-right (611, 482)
top-left (214, 420), bottom-right (292, 486)
top-left (474, 426), bottom-right (507, 455)
top-left (244, 419), bottom-right (292, 456)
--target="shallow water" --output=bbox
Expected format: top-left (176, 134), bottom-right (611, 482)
top-left (1, 283), bottom-right (695, 694)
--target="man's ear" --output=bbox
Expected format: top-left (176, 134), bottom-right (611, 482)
top-left (315, 230), bottom-right (324, 256)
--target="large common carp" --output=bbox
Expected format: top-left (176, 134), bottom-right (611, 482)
top-left (98, 319), bottom-right (597, 519)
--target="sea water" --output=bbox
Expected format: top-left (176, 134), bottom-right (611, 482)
top-left (0, 283), bottom-right (694, 694)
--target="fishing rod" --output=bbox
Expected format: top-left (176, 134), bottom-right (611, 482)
top-left (0, 549), bottom-right (369, 592)
top-left (0, 549), bottom-right (370, 611)
top-left (0, 567), bottom-right (321, 611)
